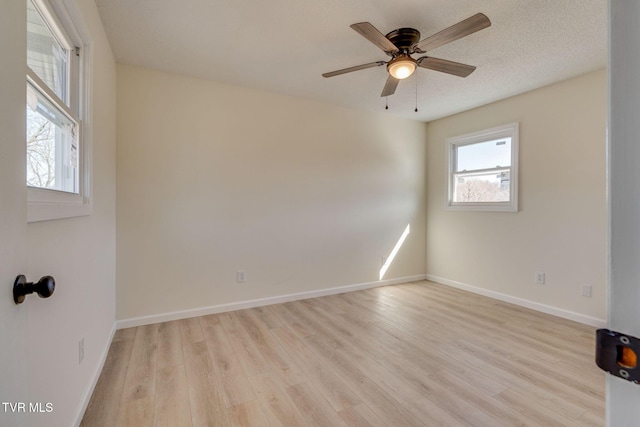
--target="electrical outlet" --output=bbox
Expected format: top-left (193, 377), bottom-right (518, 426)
top-left (581, 284), bottom-right (592, 297)
top-left (535, 272), bottom-right (545, 285)
top-left (236, 270), bottom-right (246, 283)
top-left (79, 337), bottom-right (84, 364)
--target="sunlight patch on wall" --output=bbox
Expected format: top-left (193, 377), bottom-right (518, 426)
top-left (379, 224), bottom-right (410, 280)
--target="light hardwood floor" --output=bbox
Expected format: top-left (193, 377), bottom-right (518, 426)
top-left (81, 281), bottom-right (605, 426)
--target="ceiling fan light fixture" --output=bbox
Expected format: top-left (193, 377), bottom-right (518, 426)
top-left (387, 55), bottom-right (417, 80)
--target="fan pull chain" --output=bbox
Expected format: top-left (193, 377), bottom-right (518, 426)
top-left (385, 97), bottom-right (389, 110)
top-left (415, 74), bottom-right (419, 113)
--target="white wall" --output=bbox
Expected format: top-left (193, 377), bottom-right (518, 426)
top-left (116, 64), bottom-right (427, 321)
top-left (426, 70), bottom-right (607, 323)
top-left (25, 0), bottom-right (117, 426)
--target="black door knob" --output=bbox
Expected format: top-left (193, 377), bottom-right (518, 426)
top-left (13, 275), bottom-right (55, 304)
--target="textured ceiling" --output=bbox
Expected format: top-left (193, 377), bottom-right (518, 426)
top-left (94, 0), bottom-right (607, 122)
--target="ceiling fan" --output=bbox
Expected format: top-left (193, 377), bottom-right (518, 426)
top-left (322, 13), bottom-right (491, 97)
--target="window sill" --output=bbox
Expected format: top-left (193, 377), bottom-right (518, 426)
top-left (27, 187), bottom-right (92, 222)
top-left (446, 202), bottom-right (518, 213)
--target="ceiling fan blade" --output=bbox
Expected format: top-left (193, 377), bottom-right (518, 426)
top-left (381, 75), bottom-right (399, 97)
top-left (350, 22), bottom-right (399, 55)
top-left (322, 61), bottom-right (386, 78)
top-left (413, 13), bottom-right (491, 53)
top-left (417, 56), bottom-right (476, 77)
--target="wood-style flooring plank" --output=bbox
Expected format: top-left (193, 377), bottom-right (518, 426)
top-left (217, 312), bottom-right (271, 377)
top-left (250, 304), bottom-right (285, 329)
top-left (154, 365), bottom-right (192, 427)
top-left (182, 340), bottom-right (232, 427)
top-left (303, 334), bottom-right (425, 427)
top-left (285, 381), bottom-right (348, 427)
top-left (337, 403), bottom-right (388, 427)
top-left (229, 400), bottom-right (269, 427)
top-left (199, 314), bottom-right (245, 379)
top-left (81, 336), bottom-right (135, 427)
top-left (156, 320), bottom-right (183, 369)
top-left (121, 324), bottom-right (159, 403)
top-left (248, 372), bottom-right (308, 427)
top-left (179, 317), bottom-right (204, 344)
top-left (269, 326), bottom-right (361, 412)
top-left (236, 308), bottom-right (307, 386)
top-left (115, 395), bottom-right (155, 427)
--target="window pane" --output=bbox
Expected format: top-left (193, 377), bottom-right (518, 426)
top-left (27, 83), bottom-right (79, 193)
top-left (27, 0), bottom-right (68, 103)
top-left (453, 170), bottom-right (510, 202)
top-left (456, 138), bottom-right (511, 172)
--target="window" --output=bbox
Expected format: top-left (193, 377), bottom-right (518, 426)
top-left (26, 0), bottom-right (91, 222)
top-left (446, 122), bottom-right (519, 212)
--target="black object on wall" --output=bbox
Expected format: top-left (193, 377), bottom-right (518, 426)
top-left (596, 329), bottom-right (639, 384)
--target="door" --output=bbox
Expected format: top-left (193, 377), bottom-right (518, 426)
top-left (0, 0), bottom-right (29, 426)
top-left (608, 1), bottom-right (640, 425)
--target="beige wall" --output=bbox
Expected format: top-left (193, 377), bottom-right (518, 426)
top-left (25, 0), bottom-right (117, 425)
top-left (426, 69), bottom-right (607, 322)
top-left (116, 64), bottom-right (427, 321)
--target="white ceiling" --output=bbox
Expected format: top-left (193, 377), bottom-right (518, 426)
top-left (94, 0), bottom-right (607, 122)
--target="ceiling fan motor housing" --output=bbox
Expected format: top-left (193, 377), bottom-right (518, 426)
top-left (385, 27), bottom-right (421, 52)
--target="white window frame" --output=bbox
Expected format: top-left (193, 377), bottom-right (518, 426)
top-left (446, 122), bottom-right (519, 212)
top-left (26, 0), bottom-right (92, 222)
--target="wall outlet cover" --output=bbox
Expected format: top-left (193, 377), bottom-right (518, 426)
top-left (236, 270), bottom-right (246, 283)
top-left (79, 337), bottom-right (84, 364)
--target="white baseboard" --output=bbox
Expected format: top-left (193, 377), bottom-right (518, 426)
top-left (73, 323), bottom-right (116, 427)
top-left (116, 274), bottom-right (427, 329)
top-left (425, 274), bottom-right (607, 328)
